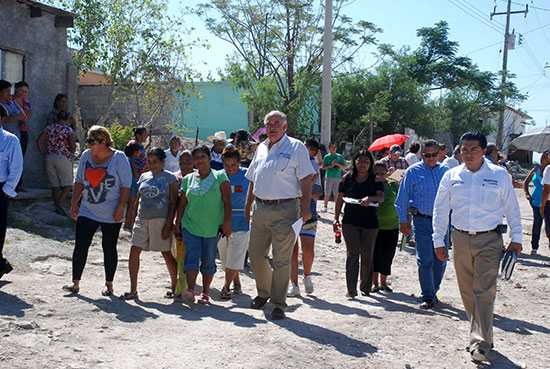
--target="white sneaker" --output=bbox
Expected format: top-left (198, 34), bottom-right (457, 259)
top-left (321, 206), bottom-right (328, 212)
top-left (531, 249), bottom-right (538, 255)
top-left (304, 275), bottom-right (314, 294)
top-left (287, 282), bottom-right (301, 297)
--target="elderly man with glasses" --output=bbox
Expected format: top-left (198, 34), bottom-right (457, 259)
top-left (395, 139), bottom-right (449, 309)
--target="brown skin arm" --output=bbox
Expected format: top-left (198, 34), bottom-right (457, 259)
top-left (36, 131), bottom-right (48, 158)
top-left (162, 181), bottom-right (179, 240)
top-left (435, 247), bottom-right (447, 261)
top-left (540, 184), bottom-right (550, 219)
top-left (220, 180), bottom-right (232, 236)
top-left (244, 181), bottom-right (255, 224)
top-left (70, 182), bottom-right (85, 220)
top-left (333, 191), bottom-right (344, 232)
top-left (175, 191), bottom-right (188, 240)
top-left (3, 113), bottom-right (25, 123)
top-left (507, 241), bottom-right (523, 258)
top-left (68, 133), bottom-right (77, 153)
top-left (300, 174), bottom-right (313, 223)
top-left (113, 187), bottom-right (130, 223)
top-left (523, 168), bottom-right (536, 202)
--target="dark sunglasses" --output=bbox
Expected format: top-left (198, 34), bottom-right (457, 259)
top-left (87, 138), bottom-right (103, 145)
top-left (422, 152), bottom-right (439, 158)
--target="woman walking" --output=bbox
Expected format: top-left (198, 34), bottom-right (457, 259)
top-left (175, 145), bottom-right (231, 304)
top-left (124, 127), bottom-right (149, 231)
top-left (121, 148), bottom-right (179, 300)
top-left (333, 150), bottom-right (384, 298)
top-left (63, 126), bottom-right (132, 296)
top-left (372, 161), bottom-right (400, 292)
top-left (524, 150), bottom-right (550, 255)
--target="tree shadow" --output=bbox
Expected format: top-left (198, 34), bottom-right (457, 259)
top-left (272, 316), bottom-right (378, 357)
top-left (0, 282), bottom-right (33, 317)
top-left (73, 294), bottom-right (159, 323)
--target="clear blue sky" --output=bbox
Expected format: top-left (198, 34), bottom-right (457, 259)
top-left (173, 0), bottom-right (550, 129)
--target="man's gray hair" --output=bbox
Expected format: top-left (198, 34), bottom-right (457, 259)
top-left (421, 139), bottom-right (439, 152)
top-left (486, 143), bottom-right (498, 156)
top-left (264, 110), bottom-right (287, 124)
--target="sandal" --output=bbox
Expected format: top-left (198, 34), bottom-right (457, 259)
top-left (102, 287), bottom-right (114, 296)
top-left (183, 288), bottom-right (195, 303)
top-left (164, 290), bottom-right (175, 299)
top-left (120, 291), bottom-right (138, 300)
top-left (198, 292), bottom-right (210, 304)
top-left (372, 285), bottom-right (380, 293)
top-left (232, 284), bottom-right (242, 295)
top-left (220, 286), bottom-right (231, 299)
top-left (62, 285), bottom-right (79, 294)
top-left (381, 285), bottom-right (393, 292)
top-left (174, 294), bottom-right (184, 302)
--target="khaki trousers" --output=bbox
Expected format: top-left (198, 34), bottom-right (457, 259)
top-left (451, 229), bottom-right (503, 352)
top-left (248, 199), bottom-right (300, 311)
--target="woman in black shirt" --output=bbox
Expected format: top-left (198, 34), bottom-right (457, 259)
top-left (334, 150), bottom-right (384, 298)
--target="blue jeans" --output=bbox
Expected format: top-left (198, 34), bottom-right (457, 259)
top-left (531, 204), bottom-right (550, 250)
top-left (412, 215), bottom-right (447, 302)
top-left (182, 228), bottom-right (219, 275)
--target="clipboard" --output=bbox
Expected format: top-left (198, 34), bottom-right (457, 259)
top-left (388, 169), bottom-right (406, 182)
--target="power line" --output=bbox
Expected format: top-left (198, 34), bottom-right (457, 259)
top-left (447, 0), bottom-right (503, 34)
top-left (464, 41), bottom-right (502, 55)
top-left (533, 8), bottom-right (550, 48)
top-left (498, 0), bottom-right (550, 12)
top-left (458, 0), bottom-right (505, 27)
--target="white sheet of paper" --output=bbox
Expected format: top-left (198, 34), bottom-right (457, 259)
top-left (292, 218), bottom-right (303, 244)
top-left (343, 197), bottom-right (379, 207)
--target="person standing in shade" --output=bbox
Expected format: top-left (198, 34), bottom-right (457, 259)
top-left (333, 150), bottom-right (384, 298)
top-left (433, 131), bottom-right (522, 363)
top-left (207, 131), bottom-right (227, 171)
top-left (372, 161), bottom-right (400, 293)
top-left (321, 141), bottom-right (346, 212)
top-left (244, 110), bottom-right (314, 320)
top-left (164, 136), bottom-right (183, 173)
top-left (405, 143), bottom-right (420, 166)
top-left (0, 107), bottom-right (23, 279)
top-left (524, 151), bottom-right (550, 255)
top-left (0, 80), bottom-right (25, 140)
top-left (394, 140), bottom-right (448, 309)
top-left (11, 82), bottom-right (31, 192)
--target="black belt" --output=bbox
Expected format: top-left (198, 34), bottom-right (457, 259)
top-left (454, 227), bottom-right (497, 236)
top-left (413, 212), bottom-right (432, 219)
top-left (256, 197), bottom-right (297, 205)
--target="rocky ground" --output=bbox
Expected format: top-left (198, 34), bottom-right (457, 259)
top-left (1, 188), bottom-right (549, 369)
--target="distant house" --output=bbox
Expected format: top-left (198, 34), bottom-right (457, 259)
top-left (0, 0), bottom-right (76, 188)
top-left (484, 106), bottom-right (533, 162)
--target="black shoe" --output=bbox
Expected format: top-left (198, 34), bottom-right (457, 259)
top-left (419, 300), bottom-right (435, 309)
top-left (360, 290), bottom-right (370, 296)
top-left (250, 296), bottom-right (269, 309)
top-left (271, 308), bottom-right (285, 320)
top-left (346, 291), bottom-right (357, 299)
top-left (0, 262), bottom-right (13, 279)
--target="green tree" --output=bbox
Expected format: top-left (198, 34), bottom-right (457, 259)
top-left (196, 0), bottom-right (381, 136)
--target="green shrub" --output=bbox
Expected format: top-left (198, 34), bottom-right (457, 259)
top-left (109, 122), bottom-right (134, 151)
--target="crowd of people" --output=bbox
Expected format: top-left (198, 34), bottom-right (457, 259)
top-left (0, 98), bottom-right (535, 363)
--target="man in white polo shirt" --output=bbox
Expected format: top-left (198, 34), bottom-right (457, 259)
top-left (432, 131), bottom-right (522, 363)
top-left (244, 110), bottom-right (314, 320)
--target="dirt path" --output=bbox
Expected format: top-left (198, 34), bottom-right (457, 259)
top-left (1, 189), bottom-right (549, 369)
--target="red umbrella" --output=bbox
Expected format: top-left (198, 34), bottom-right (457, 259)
top-left (368, 134), bottom-right (410, 151)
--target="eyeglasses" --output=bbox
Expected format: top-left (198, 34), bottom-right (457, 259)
top-left (87, 138), bottom-right (102, 145)
top-left (422, 152), bottom-right (439, 158)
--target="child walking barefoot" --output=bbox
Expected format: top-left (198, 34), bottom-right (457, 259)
top-left (121, 147), bottom-right (178, 300)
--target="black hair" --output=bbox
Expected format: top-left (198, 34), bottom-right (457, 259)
top-left (421, 139), bottom-right (439, 152)
top-left (329, 141), bottom-right (337, 148)
top-left (409, 142), bottom-right (420, 153)
top-left (0, 106), bottom-right (6, 118)
top-left (486, 143), bottom-right (498, 156)
top-left (236, 129), bottom-right (249, 143)
top-left (460, 131), bottom-right (487, 150)
top-left (180, 149), bottom-right (192, 159)
top-left (133, 126), bottom-right (147, 137)
top-left (345, 150), bottom-right (375, 181)
top-left (124, 142), bottom-right (142, 157)
top-left (53, 94), bottom-right (68, 109)
top-left (378, 147), bottom-right (389, 159)
top-left (259, 133), bottom-right (268, 141)
top-left (14, 81), bottom-right (29, 89)
top-left (57, 111), bottom-right (69, 122)
top-left (453, 145), bottom-right (461, 155)
top-left (438, 143), bottom-right (447, 151)
top-left (222, 146), bottom-right (241, 162)
top-left (147, 147), bottom-right (166, 161)
top-left (192, 144), bottom-right (211, 158)
top-left (169, 136), bottom-right (181, 144)
top-left (373, 160), bottom-right (387, 171)
top-left (229, 132), bottom-right (237, 140)
top-left (0, 80), bottom-right (12, 91)
top-left (305, 138), bottom-right (320, 152)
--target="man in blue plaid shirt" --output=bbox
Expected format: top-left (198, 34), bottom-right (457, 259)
top-left (395, 139), bottom-right (449, 309)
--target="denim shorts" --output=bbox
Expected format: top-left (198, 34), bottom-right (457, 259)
top-left (182, 227), bottom-right (219, 275)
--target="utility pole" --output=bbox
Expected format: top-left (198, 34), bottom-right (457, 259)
top-left (320, 0), bottom-right (332, 148)
top-left (491, 1), bottom-right (528, 148)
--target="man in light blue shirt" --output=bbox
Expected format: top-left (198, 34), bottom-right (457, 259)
top-left (0, 108), bottom-right (24, 279)
top-left (395, 139), bottom-right (448, 309)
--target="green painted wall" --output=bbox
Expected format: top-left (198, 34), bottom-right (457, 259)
top-left (173, 81), bottom-right (248, 141)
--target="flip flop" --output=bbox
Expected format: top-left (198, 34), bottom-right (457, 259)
top-left (62, 285), bottom-right (79, 294)
top-left (120, 291), bottom-right (138, 300)
top-left (164, 290), bottom-right (175, 299)
top-left (198, 292), bottom-right (210, 304)
top-left (183, 288), bottom-right (195, 303)
top-left (102, 287), bottom-right (114, 296)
